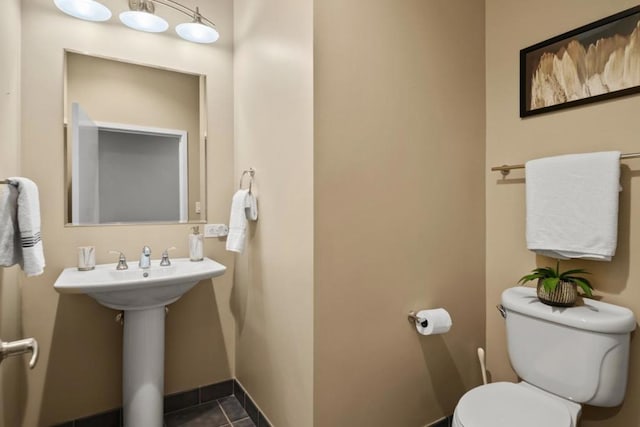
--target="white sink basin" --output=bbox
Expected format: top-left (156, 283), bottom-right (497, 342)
top-left (54, 257), bottom-right (226, 310)
top-left (54, 256), bottom-right (226, 426)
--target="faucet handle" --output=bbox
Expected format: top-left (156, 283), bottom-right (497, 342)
top-left (160, 247), bottom-right (176, 266)
top-left (141, 246), bottom-right (151, 256)
top-left (109, 250), bottom-right (128, 270)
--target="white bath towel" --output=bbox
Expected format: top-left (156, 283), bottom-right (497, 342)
top-left (226, 189), bottom-right (258, 253)
top-left (0, 182), bottom-right (20, 268)
top-left (525, 151), bottom-right (621, 261)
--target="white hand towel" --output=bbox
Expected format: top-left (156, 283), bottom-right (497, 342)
top-left (0, 183), bottom-right (20, 268)
top-left (226, 189), bottom-right (257, 253)
top-left (525, 151), bottom-right (621, 261)
top-left (245, 190), bottom-right (258, 221)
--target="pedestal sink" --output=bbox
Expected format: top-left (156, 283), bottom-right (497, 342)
top-left (54, 257), bottom-right (226, 427)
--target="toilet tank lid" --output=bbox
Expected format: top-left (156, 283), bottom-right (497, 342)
top-left (502, 287), bottom-right (636, 333)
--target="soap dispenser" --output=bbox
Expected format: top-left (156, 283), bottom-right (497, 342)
top-left (189, 226), bottom-right (204, 261)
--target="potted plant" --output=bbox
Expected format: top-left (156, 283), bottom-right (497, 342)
top-left (518, 261), bottom-right (593, 307)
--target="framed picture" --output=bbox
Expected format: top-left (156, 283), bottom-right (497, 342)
top-left (520, 5), bottom-right (640, 117)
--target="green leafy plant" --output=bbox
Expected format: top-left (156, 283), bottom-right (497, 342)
top-left (518, 261), bottom-right (593, 297)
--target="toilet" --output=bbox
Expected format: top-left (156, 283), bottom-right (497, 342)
top-left (453, 286), bottom-right (636, 427)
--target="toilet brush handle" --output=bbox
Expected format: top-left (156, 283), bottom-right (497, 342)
top-left (477, 347), bottom-right (488, 385)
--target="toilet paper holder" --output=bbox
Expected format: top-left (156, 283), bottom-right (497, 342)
top-left (408, 311), bottom-right (429, 328)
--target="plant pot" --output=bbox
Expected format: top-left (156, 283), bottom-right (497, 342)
top-left (536, 279), bottom-right (578, 307)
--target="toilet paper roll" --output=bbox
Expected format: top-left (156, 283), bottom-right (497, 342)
top-left (415, 308), bottom-right (452, 335)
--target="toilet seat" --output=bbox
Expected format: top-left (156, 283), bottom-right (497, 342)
top-left (453, 382), bottom-right (573, 427)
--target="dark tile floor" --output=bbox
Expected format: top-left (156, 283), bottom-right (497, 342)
top-left (165, 396), bottom-right (256, 427)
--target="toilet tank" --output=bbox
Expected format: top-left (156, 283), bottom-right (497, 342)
top-left (501, 287), bottom-right (636, 407)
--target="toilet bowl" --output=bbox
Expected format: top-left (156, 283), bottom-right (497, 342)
top-left (452, 382), bottom-right (581, 427)
top-left (451, 287), bottom-right (636, 427)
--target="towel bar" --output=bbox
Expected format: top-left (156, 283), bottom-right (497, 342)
top-left (491, 152), bottom-right (640, 176)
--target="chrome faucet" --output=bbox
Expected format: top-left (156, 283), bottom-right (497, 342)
top-left (139, 246), bottom-right (151, 269)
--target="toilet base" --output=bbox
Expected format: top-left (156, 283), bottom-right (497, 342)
top-left (452, 382), bottom-right (581, 427)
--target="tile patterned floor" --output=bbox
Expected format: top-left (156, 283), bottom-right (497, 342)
top-left (430, 415), bottom-right (453, 427)
top-left (165, 396), bottom-right (256, 427)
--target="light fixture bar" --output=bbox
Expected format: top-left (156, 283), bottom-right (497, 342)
top-left (149, 0), bottom-right (219, 43)
top-left (150, 0), bottom-right (217, 27)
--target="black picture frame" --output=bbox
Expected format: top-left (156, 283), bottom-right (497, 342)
top-left (520, 5), bottom-right (640, 118)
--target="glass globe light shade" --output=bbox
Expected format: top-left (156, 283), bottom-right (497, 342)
top-left (119, 10), bottom-right (169, 33)
top-left (54, 0), bottom-right (112, 22)
top-left (176, 21), bottom-right (219, 44)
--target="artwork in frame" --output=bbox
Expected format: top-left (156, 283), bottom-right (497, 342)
top-left (520, 5), bottom-right (640, 118)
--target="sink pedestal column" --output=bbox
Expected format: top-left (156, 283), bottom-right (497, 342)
top-left (123, 306), bottom-right (165, 427)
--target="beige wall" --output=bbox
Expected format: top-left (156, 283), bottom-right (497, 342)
top-left (0, 0), bottom-right (21, 175)
top-left (13, 1), bottom-right (640, 426)
top-left (19, 0), bottom-right (235, 424)
top-left (0, 1), bottom-right (24, 426)
top-left (233, 0), bottom-right (315, 425)
top-left (486, 1), bottom-right (640, 426)
top-left (65, 52), bottom-right (202, 221)
top-left (314, 0), bottom-right (486, 426)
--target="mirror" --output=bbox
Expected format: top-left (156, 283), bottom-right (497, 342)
top-left (64, 50), bottom-right (207, 225)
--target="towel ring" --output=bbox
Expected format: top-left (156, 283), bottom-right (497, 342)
top-left (239, 168), bottom-right (255, 193)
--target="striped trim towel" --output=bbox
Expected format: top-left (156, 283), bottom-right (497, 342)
top-left (0, 177), bottom-right (45, 276)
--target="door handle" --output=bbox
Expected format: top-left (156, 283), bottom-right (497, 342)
top-left (0, 337), bottom-right (39, 369)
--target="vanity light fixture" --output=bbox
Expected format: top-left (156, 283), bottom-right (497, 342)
top-left (53, 0), bottom-right (220, 43)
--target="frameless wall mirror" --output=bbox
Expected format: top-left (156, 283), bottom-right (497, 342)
top-left (64, 50), bottom-right (207, 225)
